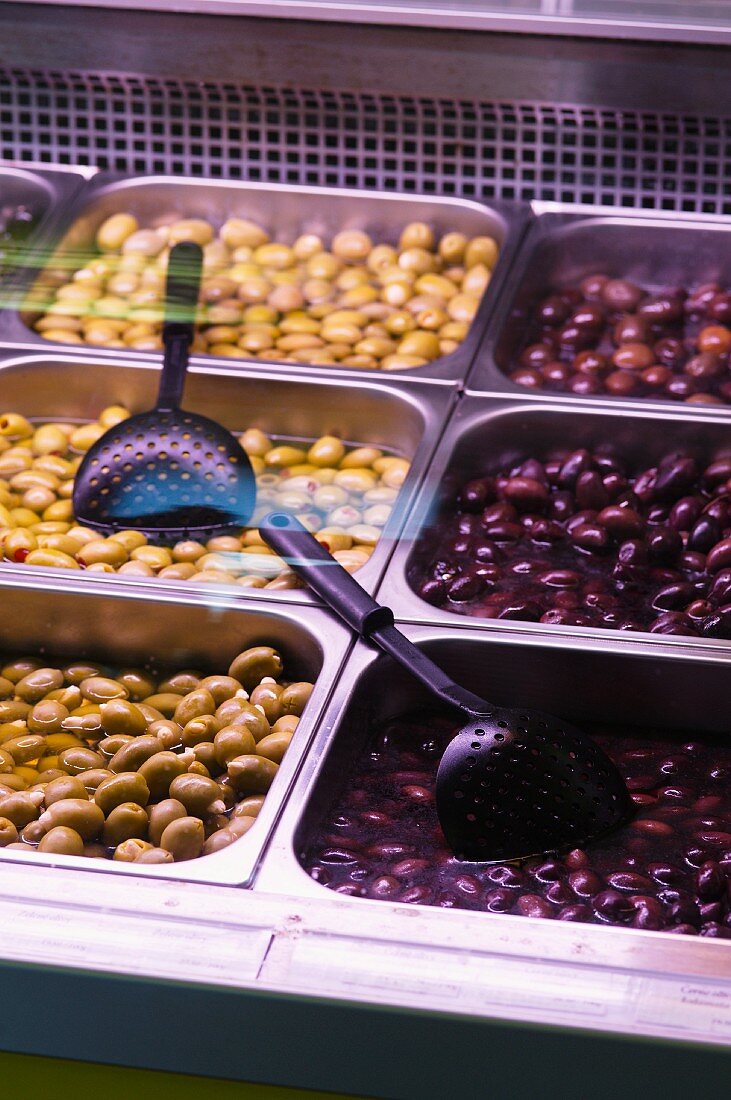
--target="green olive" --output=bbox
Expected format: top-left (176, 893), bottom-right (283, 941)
top-left (43, 775), bottom-right (88, 806)
top-left (0, 676), bottom-right (15, 699)
top-left (272, 715), bottom-right (300, 736)
top-left (213, 725), bottom-right (257, 766)
top-left (227, 815), bottom-right (257, 838)
top-left (113, 838), bottom-right (154, 862)
top-left (103, 802), bottom-right (150, 847)
top-left (248, 682), bottom-right (284, 724)
top-left (0, 700), bottom-right (31, 723)
top-left (279, 682), bottom-right (314, 717)
top-left (197, 675), bottom-right (243, 706)
top-left (80, 676), bottom-right (128, 703)
top-left (0, 773), bottom-right (28, 792)
top-left (94, 772), bottom-right (150, 814)
top-left (147, 719), bottom-right (184, 750)
top-left (173, 688), bottom-right (216, 727)
top-left (192, 742), bottom-right (218, 773)
top-left (141, 693), bottom-right (185, 718)
top-left (21, 820), bottom-right (46, 845)
top-left (108, 734), bottom-right (164, 774)
top-left (0, 748), bottom-right (13, 773)
top-left (256, 729), bottom-right (294, 764)
top-left (37, 826), bottom-right (84, 856)
top-left (148, 798), bottom-right (188, 847)
top-left (201, 820), bottom-right (255, 855)
top-left (214, 697), bottom-right (251, 726)
top-left (138, 750), bottom-right (192, 801)
top-left (1, 657), bottom-right (43, 684)
top-left (181, 714), bottom-right (220, 747)
top-left (27, 700), bottom-right (69, 735)
top-left (229, 702), bottom-right (270, 744)
top-left (62, 662), bottom-right (104, 685)
top-left (58, 746), bottom-right (105, 775)
top-left (115, 669), bottom-right (157, 700)
top-left (0, 816), bottom-right (19, 845)
top-left (15, 667), bottom-right (64, 703)
top-left (232, 795), bottom-right (266, 819)
top-left (136, 703), bottom-right (165, 724)
top-left (61, 711), bottom-right (104, 738)
top-left (228, 646), bottom-right (283, 692)
top-left (80, 768), bottom-right (114, 792)
top-left (160, 816), bottom-right (204, 861)
top-left (39, 798), bottom-right (104, 840)
top-left (100, 699), bottom-right (148, 737)
top-left (2, 734), bottom-right (46, 764)
top-left (98, 734), bottom-right (135, 758)
top-left (169, 773), bottom-right (225, 816)
top-left (136, 846), bottom-right (174, 865)
top-left (227, 754), bottom-right (279, 794)
top-left (158, 670), bottom-right (201, 695)
top-left (47, 685), bottom-right (82, 710)
top-left (0, 790), bottom-right (44, 827)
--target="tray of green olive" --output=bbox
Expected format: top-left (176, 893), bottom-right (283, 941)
top-left (4, 174), bottom-right (529, 384)
top-left (0, 352), bottom-right (452, 597)
top-left (0, 580), bottom-right (348, 884)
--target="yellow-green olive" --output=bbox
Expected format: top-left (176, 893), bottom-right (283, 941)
top-left (115, 669), bottom-right (157, 700)
top-left (228, 647), bottom-right (283, 692)
top-left (142, 693), bottom-right (186, 718)
top-left (213, 725), bottom-right (257, 766)
top-left (98, 734), bottom-right (135, 758)
top-left (94, 772), bottom-right (150, 814)
top-left (279, 682), bottom-right (314, 717)
top-left (2, 734), bottom-right (46, 764)
top-left (192, 741), bottom-right (218, 773)
top-left (158, 670), bottom-right (201, 695)
top-left (272, 715), bottom-right (300, 736)
top-left (159, 816), bottom-right (204, 861)
top-left (39, 798), bottom-right (104, 840)
top-left (0, 676), bottom-right (14, 699)
top-left (168, 773), bottom-right (225, 816)
top-left (0, 748), bottom-right (12, 773)
top-left (37, 826), bottom-right (84, 856)
top-left (148, 798), bottom-right (188, 847)
top-left (43, 775), bottom-right (88, 806)
top-left (197, 675), bottom-right (243, 706)
top-left (103, 802), bottom-right (150, 847)
top-left (147, 719), bottom-right (184, 751)
top-left (248, 682), bottom-right (284, 724)
top-left (138, 750), bottom-right (192, 802)
top-left (2, 657), bottom-right (43, 683)
top-left (0, 816), bottom-right (19, 845)
top-left (108, 734), bottom-right (164, 774)
top-left (230, 795), bottom-right (266, 819)
top-left (0, 700), bottom-right (31, 723)
top-left (58, 746), bottom-right (105, 775)
top-left (181, 714), bottom-right (220, 747)
top-left (80, 676), bottom-right (128, 703)
top-left (80, 768), bottom-right (114, 792)
top-left (113, 838), bottom-right (154, 862)
top-left (15, 667), bottom-right (64, 702)
top-left (27, 700), bottom-right (69, 735)
top-left (62, 662), bottom-right (104, 685)
top-left (0, 791), bottom-right (43, 826)
top-left (135, 846), bottom-right (174, 865)
top-left (20, 819), bottom-right (46, 844)
top-left (255, 729), bottom-right (294, 764)
top-left (60, 712), bottom-right (104, 738)
top-left (173, 688), bottom-right (216, 727)
top-left (99, 699), bottom-right (148, 737)
top-left (227, 754), bottom-right (279, 794)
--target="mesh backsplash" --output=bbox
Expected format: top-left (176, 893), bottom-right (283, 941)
top-left (1, 68), bottom-right (730, 214)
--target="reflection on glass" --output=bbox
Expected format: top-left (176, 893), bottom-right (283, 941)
top-left (571, 0), bottom-right (730, 23)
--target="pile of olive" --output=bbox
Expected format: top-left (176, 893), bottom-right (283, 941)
top-left (0, 405), bottom-right (410, 586)
top-left (27, 213), bottom-right (499, 370)
top-left (0, 646), bottom-right (313, 862)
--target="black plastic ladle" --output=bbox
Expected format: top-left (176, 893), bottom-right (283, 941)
top-left (72, 240), bottom-right (257, 543)
top-left (261, 511), bottom-right (633, 863)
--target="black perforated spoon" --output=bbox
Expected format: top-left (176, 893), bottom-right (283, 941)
top-left (72, 240), bottom-right (257, 543)
top-left (261, 511), bottom-right (633, 863)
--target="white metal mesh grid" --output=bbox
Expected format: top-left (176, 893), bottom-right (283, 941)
top-left (1, 68), bottom-right (730, 213)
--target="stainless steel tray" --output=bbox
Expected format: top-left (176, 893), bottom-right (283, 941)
top-left (0, 172), bottom-right (530, 385)
top-left (466, 201), bottom-right (731, 405)
top-left (0, 161), bottom-right (95, 297)
top-left (0, 569), bottom-right (351, 885)
top-left (257, 621), bottom-right (731, 948)
top-left (0, 350), bottom-right (453, 600)
top-left (377, 391), bottom-right (731, 650)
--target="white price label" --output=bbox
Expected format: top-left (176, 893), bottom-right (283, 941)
top-left (636, 979), bottom-right (731, 1041)
top-left (0, 899), bottom-right (271, 985)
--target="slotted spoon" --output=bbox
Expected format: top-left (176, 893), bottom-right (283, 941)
top-left (261, 511), bottom-right (633, 863)
top-left (72, 240), bottom-right (257, 543)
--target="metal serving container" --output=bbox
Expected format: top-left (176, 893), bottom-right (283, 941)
top-left (257, 622), bottom-right (731, 941)
top-left (466, 202), bottom-right (731, 402)
top-left (0, 569), bottom-right (350, 885)
top-left (0, 172), bottom-right (530, 385)
top-left (0, 350), bottom-right (453, 599)
top-left (0, 162), bottom-right (95, 297)
top-left (377, 392), bottom-right (731, 649)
